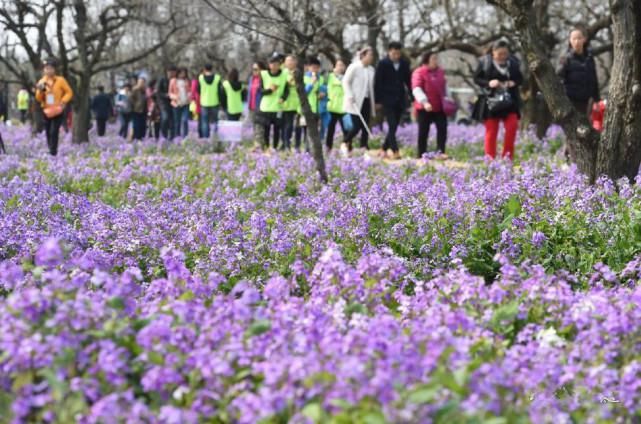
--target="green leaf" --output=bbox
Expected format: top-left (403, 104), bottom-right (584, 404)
top-left (246, 319), bottom-right (271, 337)
top-left (148, 351), bottom-right (164, 365)
top-left (107, 296), bottom-right (125, 310)
top-left (408, 386), bottom-right (439, 403)
top-left (329, 398), bottom-right (352, 410)
top-left (179, 290), bottom-right (195, 301)
top-left (5, 194), bottom-right (20, 210)
top-left (363, 412), bottom-right (387, 424)
top-left (39, 368), bottom-right (68, 402)
top-left (345, 302), bottom-right (367, 316)
top-left (505, 195), bottom-right (521, 216)
top-left (302, 402), bottom-right (323, 422)
top-left (490, 300), bottom-right (520, 332)
top-left (482, 418), bottom-right (508, 424)
top-left (11, 371), bottom-right (33, 391)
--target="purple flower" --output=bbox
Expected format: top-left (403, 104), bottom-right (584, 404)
top-left (35, 238), bottom-right (64, 267)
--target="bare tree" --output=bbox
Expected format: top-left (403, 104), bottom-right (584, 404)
top-left (201, 0), bottom-right (336, 183)
top-left (486, 0), bottom-right (639, 183)
top-left (0, 0), bottom-right (182, 143)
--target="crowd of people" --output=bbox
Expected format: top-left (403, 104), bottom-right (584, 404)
top-left (6, 24), bottom-right (602, 160)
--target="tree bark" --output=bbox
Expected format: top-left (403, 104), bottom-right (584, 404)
top-left (488, 0), bottom-right (600, 182)
top-left (596, 0), bottom-right (641, 181)
top-left (72, 75), bottom-right (92, 144)
top-left (293, 57), bottom-right (328, 184)
top-left (520, 71), bottom-right (553, 139)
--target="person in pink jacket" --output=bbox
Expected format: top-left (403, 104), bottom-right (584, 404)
top-left (168, 67), bottom-right (192, 138)
top-left (411, 51), bottom-right (448, 159)
top-left (191, 70), bottom-right (202, 137)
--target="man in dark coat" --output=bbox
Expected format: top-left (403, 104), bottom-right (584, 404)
top-left (156, 65), bottom-right (177, 139)
top-left (91, 85), bottom-right (113, 136)
top-left (374, 41), bottom-right (412, 159)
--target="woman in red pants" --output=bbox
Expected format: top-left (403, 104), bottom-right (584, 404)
top-left (473, 40), bottom-right (523, 160)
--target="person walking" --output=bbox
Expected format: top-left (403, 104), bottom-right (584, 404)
top-left (248, 61), bottom-right (265, 149)
top-left (169, 67), bottom-right (192, 138)
top-left (34, 57), bottom-right (74, 156)
top-left (147, 80), bottom-right (161, 139)
top-left (318, 70), bottom-right (331, 143)
top-left (115, 84), bottom-right (132, 139)
top-left (130, 77), bottom-right (148, 141)
top-left (17, 87), bottom-right (30, 124)
top-left (90, 85), bottom-right (113, 137)
top-left (325, 59), bottom-right (347, 151)
top-left (295, 56), bottom-right (322, 151)
top-left (222, 68), bottom-right (245, 121)
top-left (281, 55), bottom-right (300, 151)
top-left (412, 51), bottom-right (449, 159)
top-left (473, 40), bottom-right (523, 160)
top-left (557, 25), bottom-right (600, 117)
top-left (191, 68), bottom-right (203, 137)
top-left (156, 65), bottom-right (176, 139)
top-left (198, 63), bottom-right (225, 139)
top-left (342, 46), bottom-right (376, 153)
top-left (375, 41), bottom-right (411, 160)
top-left (259, 56), bottom-right (289, 151)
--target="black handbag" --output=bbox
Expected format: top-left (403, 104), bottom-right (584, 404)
top-left (486, 89), bottom-right (514, 114)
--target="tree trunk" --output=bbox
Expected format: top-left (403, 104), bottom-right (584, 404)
top-left (72, 75), bottom-right (92, 144)
top-left (596, 0), bottom-right (641, 181)
top-left (497, 4), bottom-right (600, 182)
top-left (521, 77), bottom-right (552, 139)
top-left (293, 59), bottom-right (328, 183)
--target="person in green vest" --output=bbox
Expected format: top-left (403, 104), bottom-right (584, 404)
top-left (325, 58), bottom-right (348, 151)
top-left (197, 63), bottom-right (226, 139)
top-left (17, 87), bottom-right (30, 124)
top-left (222, 68), bottom-right (245, 121)
top-left (281, 55), bottom-right (300, 151)
top-left (259, 55), bottom-right (289, 151)
top-left (294, 56), bottom-right (322, 151)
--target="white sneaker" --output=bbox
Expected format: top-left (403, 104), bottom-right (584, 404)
top-left (340, 143), bottom-right (349, 158)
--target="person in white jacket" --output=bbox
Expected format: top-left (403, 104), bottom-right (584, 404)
top-left (342, 47), bottom-right (376, 152)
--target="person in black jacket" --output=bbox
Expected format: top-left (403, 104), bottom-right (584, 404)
top-left (374, 41), bottom-right (411, 160)
top-left (473, 40), bottom-right (523, 160)
top-left (156, 65), bottom-right (176, 139)
top-left (557, 25), bottom-right (599, 117)
top-left (91, 85), bottom-right (113, 137)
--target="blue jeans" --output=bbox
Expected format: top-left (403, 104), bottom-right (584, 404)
top-left (160, 105), bottom-right (173, 139)
top-left (281, 111), bottom-right (296, 150)
top-left (132, 113), bottom-right (147, 140)
top-left (118, 113), bottom-right (131, 138)
top-left (200, 106), bottom-right (219, 139)
top-left (172, 105), bottom-right (189, 138)
top-left (320, 111), bottom-right (331, 140)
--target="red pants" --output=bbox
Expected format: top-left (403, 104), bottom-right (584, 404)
top-left (484, 113), bottom-right (518, 159)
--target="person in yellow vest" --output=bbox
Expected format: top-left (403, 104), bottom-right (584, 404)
top-left (281, 55), bottom-right (300, 151)
top-left (197, 63), bottom-right (225, 139)
top-left (259, 56), bottom-right (289, 151)
top-left (325, 58), bottom-right (348, 151)
top-left (17, 87), bottom-right (30, 124)
top-left (222, 68), bottom-right (245, 121)
top-left (294, 56), bottom-right (322, 152)
top-left (35, 57), bottom-right (73, 156)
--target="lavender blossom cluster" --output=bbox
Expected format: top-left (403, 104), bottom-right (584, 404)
top-left (0, 123), bottom-right (639, 423)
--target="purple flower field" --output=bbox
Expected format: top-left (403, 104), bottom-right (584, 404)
top-left (1, 122), bottom-right (640, 423)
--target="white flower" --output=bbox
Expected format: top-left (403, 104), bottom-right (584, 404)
top-left (172, 385), bottom-right (189, 401)
top-left (536, 327), bottom-right (565, 348)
